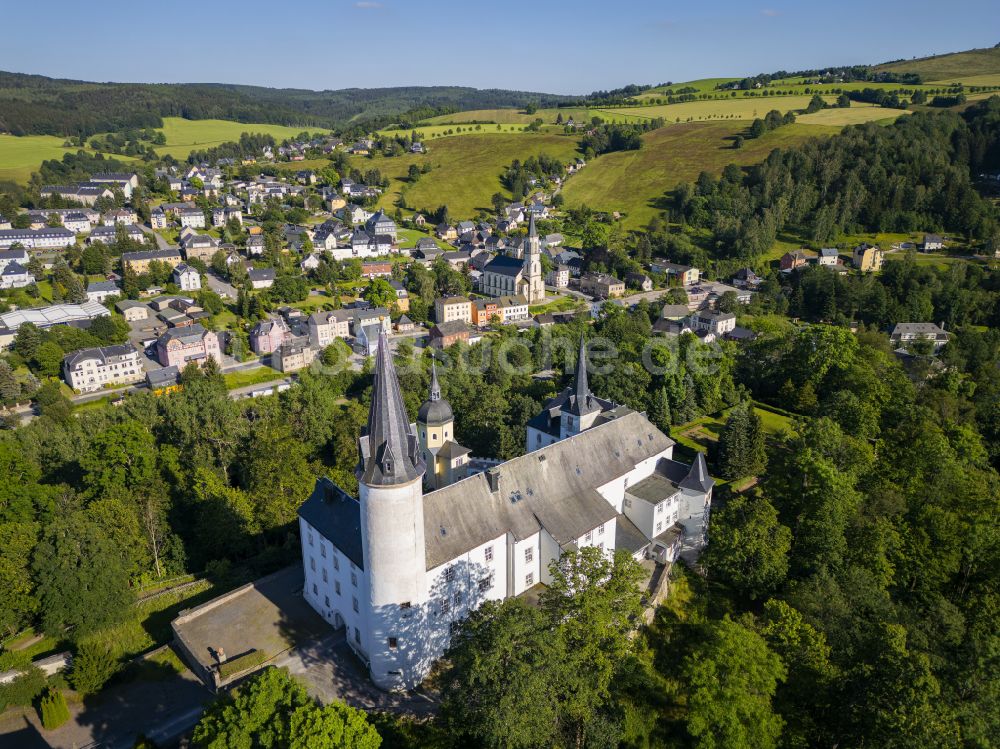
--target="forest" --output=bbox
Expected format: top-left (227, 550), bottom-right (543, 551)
top-left (0, 70), bottom-right (572, 137)
top-left (671, 98), bottom-right (1000, 262)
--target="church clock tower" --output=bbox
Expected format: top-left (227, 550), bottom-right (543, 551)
top-left (522, 213), bottom-right (545, 304)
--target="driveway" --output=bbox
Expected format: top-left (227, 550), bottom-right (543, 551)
top-left (138, 223), bottom-right (170, 250)
top-left (205, 271), bottom-right (237, 300)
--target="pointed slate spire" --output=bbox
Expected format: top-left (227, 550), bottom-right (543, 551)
top-left (358, 332), bottom-right (425, 486)
top-left (680, 451), bottom-right (714, 493)
top-left (528, 211), bottom-right (537, 238)
top-left (568, 333), bottom-right (599, 416)
top-left (429, 359), bottom-right (441, 402)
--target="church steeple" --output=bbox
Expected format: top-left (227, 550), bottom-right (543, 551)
top-left (528, 212), bottom-right (537, 240)
top-left (429, 359), bottom-right (441, 402)
top-left (358, 332), bottom-right (425, 486)
top-left (568, 333), bottom-right (599, 416)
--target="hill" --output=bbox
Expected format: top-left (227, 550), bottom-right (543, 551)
top-left (559, 121), bottom-right (842, 228)
top-left (0, 70), bottom-right (572, 137)
top-left (875, 45), bottom-right (1000, 82)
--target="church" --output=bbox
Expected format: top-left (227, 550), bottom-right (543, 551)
top-left (479, 214), bottom-right (545, 304)
top-left (298, 332), bottom-right (713, 691)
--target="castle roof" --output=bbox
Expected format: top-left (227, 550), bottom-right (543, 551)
top-left (357, 332), bottom-right (425, 487)
top-left (417, 360), bottom-right (454, 425)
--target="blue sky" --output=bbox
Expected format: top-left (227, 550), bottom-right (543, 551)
top-left (1, 0), bottom-right (997, 93)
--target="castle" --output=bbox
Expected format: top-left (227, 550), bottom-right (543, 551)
top-left (298, 332), bottom-right (713, 690)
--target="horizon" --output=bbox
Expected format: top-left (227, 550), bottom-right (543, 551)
top-left (1, 0), bottom-right (997, 94)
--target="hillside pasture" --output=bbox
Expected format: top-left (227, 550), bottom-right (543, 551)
top-left (875, 46), bottom-right (1000, 81)
top-left (795, 106), bottom-right (910, 126)
top-left (0, 135), bottom-right (115, 183)
top-left (559, 121), bottom-right (838, 228)
top-left (154, 117), bottom-right (323, 159)
top-left (599, 95), bottom-right (834, 123)
top-left (377, 123), bottom-right (530, 139)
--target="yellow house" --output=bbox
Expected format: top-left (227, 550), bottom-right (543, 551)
top-left (852, 244), bottom-right (884, 273)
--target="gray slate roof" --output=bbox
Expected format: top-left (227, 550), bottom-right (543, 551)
top-left (422, 410), bottom-right (673, 569)
top-left (299, 478), bottom-right (365, 569)
top-left (357, 332), bottom-right (425, 487)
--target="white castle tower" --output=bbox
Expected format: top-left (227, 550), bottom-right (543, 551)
top-left (356, 331), bottom-right (428, 690)
top-left (522, 213), bottom-right (545, 304)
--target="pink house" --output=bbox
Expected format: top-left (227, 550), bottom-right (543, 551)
top-left (250, 318), bottom-right (289, 355)
top-left (155, 324), bottom-right (222, 368)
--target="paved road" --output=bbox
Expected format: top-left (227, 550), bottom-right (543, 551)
top-left (138, 223), bottom-right (170, 250)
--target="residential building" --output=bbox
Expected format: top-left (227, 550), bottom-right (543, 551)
top-left (817, 248), bottom-right (839, 266)
top-left (122, 248), bottom-right (183, 274)
top-left (89, 172), bottom-right (139, 198)
top-left (626, 272), bottom-right (653, 291)
top-left (275, 339), bottom-right (318, 373)
top-left (545, 266), bottom-right (569, 288)
top-left (651, 261), bottom-right (700, 286)
top-left (688, 310), bottom-right (737, 336)
top-left (248, 268), bottom-right (276, 289)
top-left (87, 225), bottom-right (145, 245)
top-left (309, 310), bottom-right (353, 348)
top-left (434, 296), bottom-right (473, 325)
top-left (922, 233), bottom-right (944, 252)
top-left (890, 322), bottom-right (950, 353)
top-left (63, 343), bottom-right (143, 393)
top-left (472, 299), bottom-right (501, 327)
top-left (116, 300), bottom-right (149, 322)
top-left (365, 211), bottom-right (398, 242)
top-left (731, 268), bottom-right (762, 289)
top-left (86, 280), bottom-right (120, 303)
top-left (779, 250), bottom-right (810, 272)
top-left (250, 318), bottom-right (290, 355)
top-left (0, 262), bottom-right (33, 289)
top-left (0, 248), bottom-right (29, 273)
top-left (155, 324), bottom-right (222, 368)
top-left (172, 264), bottom-right (201, 292)
top-left (151, 208), bottom-right (168, 229)
top-left (178, 208), bottom-right (206, 229)
top-left (298, 333), bottom-right (713, 691)
top-left (0, 227), bottom-right (76, 250)
top-left (39, 184), bottom-right (114, 206)
top-left (852, 244), bottom-right (884, 273)
top-left (579, 272), bottom-right (625, 299)
top-left (498, 294), bottom-right (530, 323)
top-left (147, 365), bottom-right (181, 395)
top-left (429, 320), bottom-right (471, 348)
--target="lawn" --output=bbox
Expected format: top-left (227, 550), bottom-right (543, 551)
top-left (529, 293), bottom-right (585, 315)
top-left (378, 123), bottom-right (531, 139)
top-left (600, 95), bottom-right (835, 123)
top-left (154, 117), bottom-right (324, 160)
top-left (223, 364), bottom-right (284, 390)
top-left (560, 121), bottom-right (839, 228)
top-left (672, 402), bottom-right (797, 456)
top-left (397, 227), bottom-right (450, 250)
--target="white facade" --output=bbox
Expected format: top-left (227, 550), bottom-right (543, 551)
top-left (173, 264), bottom-right (201, 291)
top-left (300, 335), bottom-right (713, 693)
top-left (63, 344), bottom-right (144, 393)
top-left (179, 211), bottom-right (206, 229)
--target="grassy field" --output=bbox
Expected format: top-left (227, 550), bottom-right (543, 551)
top-left (795, 106), bottom-right (910, 126)
top-left (378, 123), bottom-right (531, 139)
top-left (599, 95), bottom-right (834, 122)
top-left (875, 47), bottom-right (1000, 81)
top-left (560, 121), bottom-right (839, 228)
top-left (222, 364), bottom-right (284, 390)
top-left (0, 135), bottom-right (123, 183)
top-left (673, 402), bottom-right (797, 455)
top-left (154, 117), bottom-right (323, 159)
top-left (348, 132), bottom-right (581, 218)
top-left (928, 73), bottom-right (1000, 87)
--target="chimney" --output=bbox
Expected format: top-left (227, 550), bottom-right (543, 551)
top-left (486, 467), bottom-right (500, 493)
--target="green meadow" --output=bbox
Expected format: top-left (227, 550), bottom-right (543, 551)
top-left (153, 117), bottom-right (323, 159)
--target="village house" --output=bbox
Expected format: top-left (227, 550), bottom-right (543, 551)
top-left (436, 223), bottom-right (458, 241)
top-left (155, 324), bottom-right (222, 368)
top-left (434, 296), bottom-right (473, 324)
top-left (40, 184), bottom-right (114, 207)
top-left (248, 268), bottom-right (276, 290)
top-left (0, 227), bottom-right (76, 250)
top-left (389, 281), bottom-right (410, 312)
top-left (817, 248), bottom-right (840, 266)
top-left (890, 322), bottom-right (950, 353)
top-left (172, 263), bottom-right (201, 292)
top-left (151, 208), bottom-right (168, 229)
top-left (0, 262), bottom-right (33, 290)
top-left (731, 268), bottom-right (762, 289)
top-left (472, 299), bottom-right (501, 327)
top-left (116, 300), bottom-right (149, 322)
top-left (497, 294), bottom-right (530, 323)
top-left (779, 250), bottom-right (810, 272)
top-left (651, 261), bottom-right (700, 286)
top-left (429, 320), bottom-right (471, 349)
top-left (308, 310), bottom-right (353, 348)
top-left (63, 343), bottom-right (144, 392)
top-left (86, 280), bottom-right (120, 303)
top-left (545, 266), bottom-right (570, 288)
top-left (89, 172), bottom-right (139, 198)
top-left (177, 207), bottom-right (207, 229)
top-left (921, 233), bottom-right (944, 252)
top-left (122, 248), bottom-right (183, 274)
top-left (87, 225), bottom-right (145, 245)
top-left (626, 272), bottom-right (654, 292)
top-left (688, 309), bottom-right (737, 337)
top-left (579, 272), bottom-right (625, 299)
top-left (274, 338), bottom-right (318, 373)
top-left (853, 244), bottom-right (884, 273)
top-left (250, 317), bottom-right (291, 355)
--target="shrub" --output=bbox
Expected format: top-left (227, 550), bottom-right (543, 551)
top-left (70, 641), bottom-right (121, 695)
top-left (39, 687), bottom-right (71, 730)
top-left (0, 667), bottom-right (46, 711)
